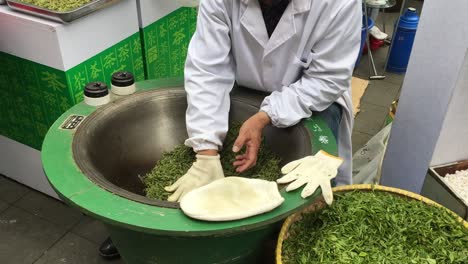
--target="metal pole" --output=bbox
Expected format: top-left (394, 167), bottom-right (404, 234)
top-left (382, 7), bottom-right (386, 33)
top-left (384, 0), bottom-right (407, 71)
top-left (364, 1), bottom-right (386, 80)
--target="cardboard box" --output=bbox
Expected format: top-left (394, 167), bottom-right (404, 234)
top-left (422, 161), bottom-right (468, 220)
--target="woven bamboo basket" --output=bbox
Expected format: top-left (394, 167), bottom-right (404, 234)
top-left (276, 184), bottom-right (468, 264)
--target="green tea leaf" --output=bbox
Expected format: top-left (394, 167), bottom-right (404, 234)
top-left (142, 122), bottom-right (281, 200)
top-left (283, 191), bottom-right (468, 264)
top-left (19, 0), bottom-right (92, 12)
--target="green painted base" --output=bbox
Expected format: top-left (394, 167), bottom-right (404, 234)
top-left (108, 224), bottom-right (276, 264)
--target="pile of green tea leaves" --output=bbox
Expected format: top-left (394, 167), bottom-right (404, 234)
top-left (19, 0), bottom-right (92, 12)
top-left (142, 122), bottom-right (281, 200)
top-left (283, 191), bottom-right (468, 264)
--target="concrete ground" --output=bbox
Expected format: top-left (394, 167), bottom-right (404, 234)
top-left (0, 1), bottom-right (424, 263)
top-left (352, 0), bottom-right (423, 151)
top-left (0, 174), bottom-right (123, 264)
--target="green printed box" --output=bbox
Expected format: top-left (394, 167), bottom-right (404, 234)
top-left (137, 1), bottom-right (198, 79)
top-left (0, 2), bottom-right (143, 149)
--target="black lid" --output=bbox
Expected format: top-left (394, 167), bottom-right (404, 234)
top-left (84, 82), bottom-right (109, 98)
top-left (111, 71), bottom-right (135, 87)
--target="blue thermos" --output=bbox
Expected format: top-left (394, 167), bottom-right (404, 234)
top-left (386, 7), bottom-right (420, 73)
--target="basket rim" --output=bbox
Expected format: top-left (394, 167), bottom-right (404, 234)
top-left (275, 184), bottom-right (468, 264)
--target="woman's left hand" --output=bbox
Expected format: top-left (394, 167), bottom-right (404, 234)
top-left (232, 112), bottom-right (271, 173)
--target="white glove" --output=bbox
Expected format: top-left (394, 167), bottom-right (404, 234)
top-left (165, 154), bottom-right (224, 202)
top-left (180, 177), bottom-right (284, 221)
top-left (276, 150), bottom-right (343, 205)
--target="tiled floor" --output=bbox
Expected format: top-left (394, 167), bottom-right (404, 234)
top-left (351, 0), bottom-right (425, 150)
top-left (352, 45), bottom-right (403, 150)
top-left (0, 1), bottom-right (425, 263)
top-left (0, 175), bottom-right (123, 264)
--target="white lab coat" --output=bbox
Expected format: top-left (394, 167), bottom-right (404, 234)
top-left (184, 0), bottom-right (362, 185)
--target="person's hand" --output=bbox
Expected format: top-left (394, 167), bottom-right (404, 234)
top-left (165, 154), bottom-right (224, 202)
top-left (233, 112), bottom-right (271, 173)
top-left (276, 150), bottom-right (343, 205)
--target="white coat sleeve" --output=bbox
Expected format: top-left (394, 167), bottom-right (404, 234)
top-left (184, 0), bottom-right (235, 151)
top-left (260, 0), bottom-right (361, 128)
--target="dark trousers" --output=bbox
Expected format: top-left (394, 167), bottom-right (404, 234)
top-left (314, 102), bottom-right (343, 141)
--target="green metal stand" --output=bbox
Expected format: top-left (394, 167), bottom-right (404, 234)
top-left (41, 77), bottom-right (338, 263)
top-left (109, 225), bottom-right (274, 264)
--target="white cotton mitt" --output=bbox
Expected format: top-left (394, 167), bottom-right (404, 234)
top-left (180, 177), bottom-right (285, 221)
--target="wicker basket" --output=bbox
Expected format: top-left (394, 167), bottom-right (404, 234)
top-left (276, 184), bottom-right (468, 264)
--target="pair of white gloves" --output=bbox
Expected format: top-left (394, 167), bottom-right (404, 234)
top-left (165, 150), bottom-right (343, 221)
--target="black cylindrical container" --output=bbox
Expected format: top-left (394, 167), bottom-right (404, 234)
top-left (111, 71), bottom-right (136, 95)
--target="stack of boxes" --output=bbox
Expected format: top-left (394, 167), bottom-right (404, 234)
top-left (0, 0), bottom-right (145, 149)
top-left (0, 0), bottom-right (197, 150)
top-left (0, 0), bottom-right (198, 194)
top-left (138, 0), bottom-right (197, 79)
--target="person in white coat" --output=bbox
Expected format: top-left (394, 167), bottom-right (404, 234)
top-left (165, 0), bottom-right (362, 202)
